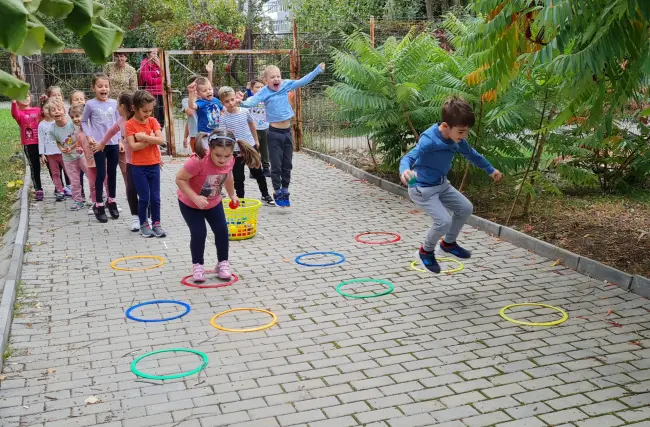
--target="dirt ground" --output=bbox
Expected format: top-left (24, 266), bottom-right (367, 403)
top-left (330, 148), bottom-right (650, 278)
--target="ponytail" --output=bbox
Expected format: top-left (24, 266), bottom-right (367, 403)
top-left (194, 129), bottom-right (260, 169)
top-left (235, 140), bottom-right (261, 169)
top-left (194, 132), bottom-right (209, 159)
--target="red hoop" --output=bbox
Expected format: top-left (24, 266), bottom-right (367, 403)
top-left (354, 232), bottom-right (401, 245)
top-left (181, 272), bottom-right (239, 289)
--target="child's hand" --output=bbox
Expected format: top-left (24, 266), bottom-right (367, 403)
top-left (490, 169), bottom-right (503, 183)
top-left (193, 195), bottom-right (209, 209)
top-left (235, 91), bottom-right (244, 103)
top-left (40, 155), bottom-right (47, 165)
top-left (183, 137), bottom-right (188, 148)
top-left (76, 146), bottom-right (83, 154)
top-left (187, 82), bottom-right (197, 93)
top-left (91, 141), bottom-right (105, 153)
top-left (135, 132), bottom-right (148, 142)
top-left (230, 195), bottom-right (239, 208)
top-left (205, 60), bottom-right (213, 74)
top-left (400, 170), bottom-right (416, 186)
top-left (319, 62), bottom-right (326, 71)
top-left (119, 140), bottom-right (125, 153)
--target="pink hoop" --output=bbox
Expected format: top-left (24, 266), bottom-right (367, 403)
top-left (181, 272), bottom-right (239, 289)
top-left (354, 232), bottom-right (401, 245)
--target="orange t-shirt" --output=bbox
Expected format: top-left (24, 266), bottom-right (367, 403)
top-left (125, 117), bottom-right (162, 166)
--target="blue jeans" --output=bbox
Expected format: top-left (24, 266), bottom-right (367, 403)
top-left (131, 164), bottom-right (161, 225)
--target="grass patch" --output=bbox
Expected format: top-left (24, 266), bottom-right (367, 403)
top-left (0, 109), bottom-right (26, 237)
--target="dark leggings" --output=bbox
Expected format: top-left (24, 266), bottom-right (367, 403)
top-left (232, 153), bottom-right (269, 198)
top-left (23, 145), bottom-right (42, 191)
top-left (179, 199), bottom-right (228, 265)
top-left (93, 144), bottom-right (119, 202)
top-left (155, 95), bottom-right (165, 128)
top-left (125, 164), bottom-right (139, 216)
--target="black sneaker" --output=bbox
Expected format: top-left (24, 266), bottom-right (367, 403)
top-left (261, 195), bottom-right (276, 206)
top-left (107, 201), bottom-right (120, 219)
top-left (440, 241), bottom-right (472, 259)
top-left (416, 247), bottom-right (440, 273)
top-left (55, 192), bottom-right (65, 202)
top-left (263, 168), bottom-right (271, 178)
top-left (93, 204), bottom-right (108, 223)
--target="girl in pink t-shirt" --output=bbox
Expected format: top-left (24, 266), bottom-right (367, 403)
top-left (176, 129), bottom-right (261, 282)
top-left (11, 93), bottom-right (43, 200)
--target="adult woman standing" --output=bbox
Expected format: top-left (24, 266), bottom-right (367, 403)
top-left (104, 52), bottom-right (138, 99)
top-left (139, 49), bottom-right (165, 128)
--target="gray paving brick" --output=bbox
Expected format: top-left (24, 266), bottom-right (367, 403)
top-left (323, 400), bottom-right (370, 418)
top-left (496, 417), bottom-right (547, 427)
top-left (473, 396), bottom-right (520, 413)
top-left (579, 400), bottom-right (628, 416)
top-left (308, 416), bottom-right (358, 427)
top-left (546, 394), bottom-right (593, 410)
top-left (462, 410), bottom-right (512, 427)
top-left (356, 408), bottom-right (403, 424)
top-left (514, 387), bottom-right (560, 404)
top-left (539, 408), bottom-right (589, 424)
top-left (277, 409), bottom-right (326, 426)
top-left (575, 414), bottom-right (625, 427)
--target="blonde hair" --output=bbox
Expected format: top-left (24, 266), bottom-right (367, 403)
top-left (263, 65), bottom-right (280, 77)
top-left (217, 86), bottom-right (235, 101)
top-left (69, 104), bottom-right (84, 118)
top-left (49, 99), bottom-right (66, 114)
top-left (69, 90), bottom-right (86, 105)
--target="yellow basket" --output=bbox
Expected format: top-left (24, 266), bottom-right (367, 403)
top-left (224, 198), bottom-right (261, 241)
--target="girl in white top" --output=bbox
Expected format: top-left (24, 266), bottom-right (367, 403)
top-left (38, 100), bottom-right (66, 201)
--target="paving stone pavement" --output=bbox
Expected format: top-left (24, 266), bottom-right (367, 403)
top-left (2, 152), bottom-right (650, 427)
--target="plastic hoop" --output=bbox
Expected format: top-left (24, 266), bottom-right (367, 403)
top-left (181, 272), bottom-right (239, 289)
top-left (110, 255), bottom-right (165, 271)
top-left (354, 232), bottom-right (401, 245)
top-left (500, 303), bottom-right (569, 327)
top-left (295, 251), bottom-right (346, 267)
top-left (126, 300), bottom-right (190, 323)
top-left (210, 308), bottom-right (278, 332)
top-left (336, 278), bottom-right (395, 299)
top-left (410, 258), bottom-right (464, 274)
top-left (130, 348), bottom-right (208, 380)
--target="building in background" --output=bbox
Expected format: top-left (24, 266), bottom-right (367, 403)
top-left (263, 0), bottom-right (292, 34)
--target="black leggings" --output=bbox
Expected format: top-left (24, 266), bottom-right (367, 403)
top-left (179, 199), bottom-right (228, 265)
top-left (233, 153), bottom-right (269, 198)
top-left (23, 145), bottom-right (42, 191)
top-left (155, 95), bottom-right (165, 128)
top-left (93, 144), bottom-right (119, 202)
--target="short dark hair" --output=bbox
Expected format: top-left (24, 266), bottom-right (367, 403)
top-left (132, 89), bottom-right (155, 109)
top-left (442, 97), bottom-right (475, 128)
top-left (91, 73), bottom-right (110, 88)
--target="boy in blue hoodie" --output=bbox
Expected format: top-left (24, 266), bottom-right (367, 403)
top-left (399, 97), bottom-right (503, 273)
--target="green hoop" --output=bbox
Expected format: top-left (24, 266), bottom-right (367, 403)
top-left (130, 348), bottom-right (208, 380)
top-left (336, 278), bottom-right (395, 299)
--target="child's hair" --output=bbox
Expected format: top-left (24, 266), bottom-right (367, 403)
top-left (132, 90), bottom-right (155, 110)
top-left (118, 92), bottom-right (135, 119)
top-left (441, 97), bottom-right (475, 128)
top-left (69, 104), bottom-right (84, 118)
top-left (40, 99), bottom-right (51, 120)
top-left (69, 90), bottom-right (86, 104)
top-left (263, 65), bottom-right (280, 77)
top-left (194, 129), bottom-right (261, 169)
top-left (49, 99), bottom-right (66, 114)
top-left (188, 74), bottom-right (201, 85)
top-left (217, 86), bottom-right (235, 101)
top-left (195, 77), bottom-right (210, 88)
top-left (250, 78), bottom-right (264, 87)
top-left (46, 86), bottom-right (61, 98)
top-left (91, 73), bottom-right (110, 88)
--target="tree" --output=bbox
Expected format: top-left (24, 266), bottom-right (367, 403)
top-left (0, 0), bottom-right (124, 99)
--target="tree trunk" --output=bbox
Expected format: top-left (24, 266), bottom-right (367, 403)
top-left (424, 0), bottom-right (434, 20)
top-left (523, 133), bottom-right (547, 214)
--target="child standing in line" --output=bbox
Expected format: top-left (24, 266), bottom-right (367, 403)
top-left (81, 73), bottom-right (121, 223)
top-left (41, 87), bottom-right (72, 197)
top-left (238, 63), bottom-right (325, 207)
top-left (48, 101), bottom-right (88, 211)
top-left (182, 61), bottom-right (214, 154)
top-left (69, 91), bottom-right (86, 107)
top-left (218, 86), bottom-right (275, 206)
top-left (125, 90), bottom-right (166, 238)
top-left (248, 79), bottom-right (271, 177)
top-left (176, 129), bottom-right (261, 282)
top-left (188, 77), bottom-right (224, 135)
top-left (38, 100), bottom-right (66, 201)
top-left (11, 93), bottom-right (44, 201)
top-left (400, 97), bottom-right (503, 273)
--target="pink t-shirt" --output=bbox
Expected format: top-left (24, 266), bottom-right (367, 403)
top-left (177, 154), bottom-right (234, 210)
top-left (101, 117), bottom-right (128, 161)
top-left (11, 102), bottom-right (40, 146)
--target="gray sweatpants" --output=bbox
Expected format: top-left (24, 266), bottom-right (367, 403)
top-left (408, 178), bottom-right (473, 252)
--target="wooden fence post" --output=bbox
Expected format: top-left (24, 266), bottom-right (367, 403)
top-left (292, 19), bottom-right (304, 152)
top-left (370, 16), bottom-right (375, 48)
top-left (160, 49), bottom-right (176, 156)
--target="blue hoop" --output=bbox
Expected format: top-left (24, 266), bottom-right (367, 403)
top-left (295, 251), bottom-right (346, 267)
top-left (126, 300), bottom-right (191, 323)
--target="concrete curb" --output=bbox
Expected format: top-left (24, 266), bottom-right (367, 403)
top-left (303, 148), bottom-right (647, 294)
top-left (0, 163), bottom-right (30, 372)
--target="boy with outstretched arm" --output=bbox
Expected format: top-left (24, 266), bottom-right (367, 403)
top-left (400, 97), bottom-right (502, 273)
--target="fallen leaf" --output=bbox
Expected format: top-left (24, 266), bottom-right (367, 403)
top-left (0, 375), bottom-right (5, 381)
top-left (607, 309), bottom-right (614, 316)
top-left (84, 396), bottom-right (102, 405)
top-left (609, 321), bottom-right (623, 328)
top-left (575, 316), bottom-right (589, 320)
top-left (583, 234), bottom-right (592, 238)
top-left (606, 283), bottom-right (617, 287)
top-left (630, 340), bottom-right (642, 347)
top-left (551, 258), bottom-right (562, 267)
top-left (47, 369), bottom-right (56, 374)
top-left (408, 209), bottom-right (423, 214)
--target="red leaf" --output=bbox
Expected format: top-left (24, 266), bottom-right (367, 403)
top-left (609, 321), bottom-right (623, 328)
top-left (575, 315), bottom-right (589, 320)
top-left (606, 283), bottom-right (617, 287)
top-left (607, 309), bottom-right (613, 316)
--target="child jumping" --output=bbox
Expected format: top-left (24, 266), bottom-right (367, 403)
top-left (238, 63), bottom-right (325, 207)
top-left (125, 90), bottom-right (166, 238)
top-left (400, 97), bottom-right (502, 273)
top-left (219, 86), bottom-right (275, 206)
top-left (11, 93), bottom-right (44, 201)
top-left (182, 61), bottom-right (214, 154)
top-left (248, 79), bottom-right (271, 177)
top-left (38, 100), bottom-right (66, 201)
top-left (176, 129), bottom-right (261, 282)
top-left (188, 77), bottom-right (224, 136)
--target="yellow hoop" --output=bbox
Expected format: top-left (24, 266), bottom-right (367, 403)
top-left (210, 308), bottom-right (278, 333)
top-left (410, 258), bottom-right (464, 274)
top-left (500, 303), bottom-right (568, 327)
top-left (110, 255), bottom-right (165, 271)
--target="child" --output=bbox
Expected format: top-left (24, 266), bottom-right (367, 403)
top-left (11, 93), bottom-right (44, 201)
top-left (125, 90), bottom-right (166, 238)
top-left (46, 86), bottom-right (64, 103)
top-left (81, 73), bottom-right (121, 223)
top-left (399, 97), bottom-right (503, 273)
top-left (48, 101), bottom-right (88, 211)
top-left (176, 129), bottom-right (261, 282)
top-left (248, 79), bottom-right (271, 177)
top-left (218, 86), bottom-right (275, 206)
top-left (68, 90), bottom-right (88, 201)
top-left (238, 63), bottom-right (325, 207)
top-left (182, 61), bottom-right (214, 154)
top-left (38, 100), bottom-right (66, 201)
top-left (188, 77), bottom-right (224, 135)
top-left (69, 91), bottom-right (86, 107)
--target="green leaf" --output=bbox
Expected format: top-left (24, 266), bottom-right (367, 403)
top-left (641, 106), bottom-right (650, 117)
top-left (37, 0), bottom-right (74, 19)
top-left (64, 0), bottom-right (94, 37)
top-left (0, 69), bottom-right (30, 100)
top-left (15, 17), bottom-right (46, 56)
top-left (0, 0), bottom-right (29, 52)
top-left (79, 19), bottom-right (123, 63)
top-left (40, 20), bottom-right (65, 53)
top-left (92, 0), bottom-right (104, 18)
top-left (23, 0), bottom-right (44, 13)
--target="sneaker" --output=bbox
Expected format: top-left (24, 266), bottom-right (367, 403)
top-left (35, 189), bottom-right (44, 201)
top-left (261, 195), bottom-right (276, 206)
top-left (440, 240), bottom-right (472, 259)
top-left (55, 192), bottom-right (65, 202)
top-left (117, 204), bottom-right (123, 213)
top-left (263, 168), bottom-right (271, 178)
top-left (69, 201), bottom-right (84, 211)
top-left (107, 201), bottom-right (120, 219)
top-left (93, 204), bottom-right (108, 223)
top-left (416, 247), bottom-right (441, 273)
top-left (192, 264), bottom-right (206, 282)
top-left (140, 222), bottom-right (154, 238)
top-left (64, 185), bottom-right (72, 197)
top-left (284, 192), bottom-right (291, 207)
top-left (273, 192), bottom-right (287, 207)
top-left (88, 206), bottom-right (94, 215)
top-left (130, 216), bottom-right (140, 232)
top-left (152, 222), bottom-right (167, 238)
top-left (217, 260), bottom-right (232, 280)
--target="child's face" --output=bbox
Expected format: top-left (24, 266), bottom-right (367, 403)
top-left (17, 94), bottom-right (31, 108)
top-left (135, 102), bottom-right (154, 120)
top-left (210, 145), bottom-right (234, 167)
top-left (265, 68), bottom-right (282, 91)
top-left (221, 94), bottom-right (237, 110)
top-left (251, 82), bottom-right (264, 94)
top-left (70, 113), bottom-right (82, 127)
top-left (197, 83), bottom-right (213, 100)
top-left (93, 79), bottom-right (110, 101)
top-left (441, 123), bottom-right (470, 143)
top-left (50, 104), bottom-right (66, 122)
top-left (42, 108), bottom-right (52, 120)
top-left (70, 92), bottom-right (86, 106)
top-left (49, 88), bottom-right (63, 102)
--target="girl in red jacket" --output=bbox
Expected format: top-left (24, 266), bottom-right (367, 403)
top-left (139, 50), bottom-right (165, 128)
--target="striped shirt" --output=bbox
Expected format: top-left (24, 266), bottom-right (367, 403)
top-left (220, 108), bottom-right (256, 150)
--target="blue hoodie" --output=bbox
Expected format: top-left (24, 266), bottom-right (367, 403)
top-left (399, 124), bottom-right (495, 187)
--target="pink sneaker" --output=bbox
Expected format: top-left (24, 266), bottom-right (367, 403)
top-left (217, 261), bottom-right (231, 280)
top-left (192, 264), bottom-right (205, 282)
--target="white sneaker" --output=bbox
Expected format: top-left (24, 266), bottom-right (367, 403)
top-left (117, 203), bottom-right (123, 213)
top-left (87, 207), bottom-right (94, 215)
top-left (130, 216), bottom-right (140, 232)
